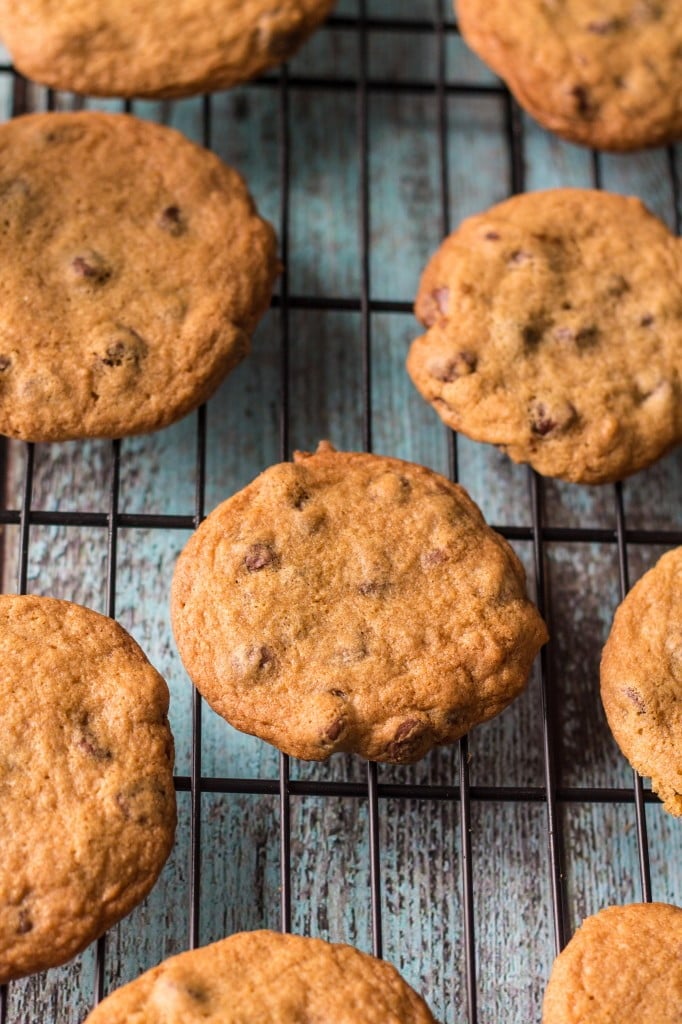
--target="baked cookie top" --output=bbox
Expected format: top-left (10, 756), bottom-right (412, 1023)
top-left (542, 903), bottom-right (682, 1023)
top-left (456, 0), bottom-right (682, 151)
top-left (0, 595), bottom-right (176, 984)
top-left (0, 0), bottom-right (335, 98)
top-left (0, 111), bottom-right (278, 442)
top-left (601, 546), bottom-right (682, 815)
top-left (84, 930), bottom-right (437, 1023)
top-left (408, 189), bottom-right (682, 485)
top-left (171, 442), bottom-right (547, 763)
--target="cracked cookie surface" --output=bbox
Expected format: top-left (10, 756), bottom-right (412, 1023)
top-left (456, 0), bottom-right (682, 151)
top-left (408, 189), bottom-right (682, 484)
top-left (542, 903), bottom-right (682, 1023)
top-left (84, 929), bottom-right (437, 1023)
top-left (171, 442), bottom-right (547, 763)
top-left (0, 0), bottom-right (336, 98)
top-left (0, 111), bottom-right (278, 441)
top-left (0, 595), bottom-right (176, 983)
top-left (601, 546), bottom-right (682, 815)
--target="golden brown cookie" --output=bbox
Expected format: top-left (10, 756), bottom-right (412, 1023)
top-left (0, 595), bottom-right (176, 984)
top-left (0, 0), bottom-right (335, 98)
top-left (84, 930), bottom-right (437, 1023)
top-left (407, 189), bottom-right (682, 485)
top-left (542, 902), bottom-right (682, 1023)
top-left (456, 0), bottom-right (682, 151)
top-left (171, 441), bottom-right (547, 763)
top-left (601, 547), bottom-right (682, 815)
top-left (0, 111), bottom-right (278, 442)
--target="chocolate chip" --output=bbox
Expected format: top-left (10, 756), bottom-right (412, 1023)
top-left (561, 301), bottom-right (573, 311)
top-left (484, 230), bottom-right (500, 240)
top-left (252, 645), bottom-right (275, 671)
top-left (571, 85), bottom-right (597, 120)
top-left (244, 543), bottom-right (278, 572)
top-left (421, 548), bottom-right (448, 568)
top-left (624, 687), bottom-right (646, 713)
top-left (17, 910), bottom-right (32, 935)
top-left (185, 984), bottom-right (210, 1004)
top-left (0, 356), bottom-right (11, 372)
top-left (522, 321), bottom-right (547, 348)
top-left (71, 252), bottom-right (111, 284)
top-left (324, 717), bottom-right (346, 743)
top-left (429, 351), bottom-right (477, 381)
top-left (387, 718), bottom-right (426, 758)
top-left (358, 580), bottom-right (388, 596)
top-left (103, 342), bottom-right (126, 367)
top-left (290, 486), bottom-right (310, 509)
top-left (586, 17), bottom-right (623, 33)
top-left (158, 205), bottom-right (186, 236)
top-left (575, 325), bottom-right (600, 349)
top-left (530, 399), bottom-right (577, 437)
top-left (640, 313), bottom-right (655, 327)
top-left (606, 274), bottom-right (630, 298)
top-left (99, 327), bottom-right (148, 369)
top-left (530, 405), bottom-right (557, 436)
top-left (394, 720), bottom-right (419, 742)
top-left (78, 734), bottom-right (113, 761)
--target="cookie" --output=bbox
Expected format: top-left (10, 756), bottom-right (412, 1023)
top-left (407, 188), bottom-right (682, 485)
top-left (0, 596), bottom-right (176, 983)
top-left (84, 929), bottom-right (437, 1023)
top-left (0, 0), bottom-right (335, 98)
top-left (456, 0), bottom-right (682, 151)
top-left (0, 111), bottom-right (278, 442)
top-left (600, 547), bottom-right (682, 815)
top-left (171, 441), bottom-right (547, 763)
top-left (542, 902), bottom-right (682, 1023)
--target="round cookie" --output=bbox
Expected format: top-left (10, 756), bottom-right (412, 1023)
top-left (0, 0), bottom-right (336, 99)
top-left (0, 595), bottom-right (176, 984)
top-left (407, 189), bottom-right (682, 485)
top-left (601, 547), bottom-right (682, 815)
top-left (0, 111), bottom-right (278, 442)
top-left (542, 903), bottom-right (682, 1023)
top-left (171, 441), bottom-right (547, 763)
top-left (84, 929), bottom-right (437, 1023)
top-left (456, 0), bottom-right (682, 151)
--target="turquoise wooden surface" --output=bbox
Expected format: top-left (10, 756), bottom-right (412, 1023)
top-left (1, 2), bottom-right (681, 1021)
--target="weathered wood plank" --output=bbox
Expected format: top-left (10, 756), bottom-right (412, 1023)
top-left (1, 4), bottom-right (680, 1023)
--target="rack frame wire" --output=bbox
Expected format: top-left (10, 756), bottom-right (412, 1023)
top-left (0, 3), bottom-right (680, 1022)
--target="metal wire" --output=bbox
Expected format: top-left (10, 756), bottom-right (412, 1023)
top-left (277, 60), bottom-right (293, 936)
top-left (1, 8), bottom-right (679, 1022)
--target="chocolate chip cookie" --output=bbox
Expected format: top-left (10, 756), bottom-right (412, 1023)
top-left (601, 546), bottom-right (682, 815)
top-left (0, 111), bottom-right (278, 442)
top-left (542, 902), bottom-right (682, 1023)
top-left (456, 0), bottom-right (682, 151)
top-left (84, 929), bottom-right (437, 1023)
top-left (0, 0), bottom-right (335, 98)
top-left (0, 596), bottom-right (176, 983)
top-left (408, 188), bottom-right (682, 485)
top-left (171, 442), bottom-right (547, 763)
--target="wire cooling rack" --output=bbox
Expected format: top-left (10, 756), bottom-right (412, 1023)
top-left (0, 3), bottom-right (681, 1022)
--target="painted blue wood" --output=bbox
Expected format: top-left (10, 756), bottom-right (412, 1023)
top-left (1, 5), bottom-right (681, 1023)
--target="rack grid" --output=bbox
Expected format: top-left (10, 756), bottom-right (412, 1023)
top-left (0, 3), bottom-right (680, 1022)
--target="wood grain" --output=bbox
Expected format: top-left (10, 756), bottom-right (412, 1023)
top-left (0, 3), bottom-right (680, 1022)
